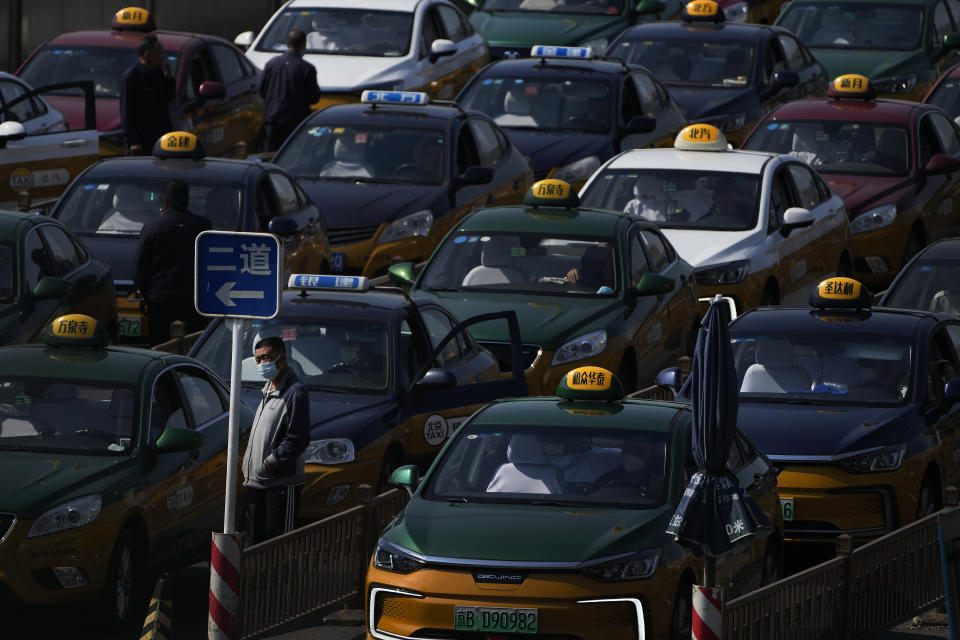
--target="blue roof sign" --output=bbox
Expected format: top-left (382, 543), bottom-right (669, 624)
top-left (287, 274), bottom-right (371, 291)
top-left (361, 90), bottom-right (430, 105)
top-left (530, 45), bottom-right (594, 59)
top-left (195, 231), bottom-right (282, 319)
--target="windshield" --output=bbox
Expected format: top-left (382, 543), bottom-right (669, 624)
top-left (54, 180), bottom-right (242, 236)
top-left (421, 233), bottom-right (619, 295)
top-left (423, 424), bottom-right (669, 507)
top-left (256, 8), bottom-right (412, 57)
top-left (0, 245), bottom-right (13, 302)
top-left (743, 121), bottom-right (910, 176)
top-left (883, 259), bottom-right (960, 315)
top-left (925, 79), bottom-right (960, 121)
top-left (480, 0), bottom-right (626, 15)
top-left (192, 317), bottom-right (390, 394)
top-left (0, 379), bottom-right (137, 454)
top-left (19, 46), bottom-right (182, 98)
top-left (580, 169), bottom-right (761, 230)
top-left (778, 3), bottom-right (923, 50)
top-left (732, 331), bottom-right (913, 404)
top-left (610, 38), bottom-right (754, 87)
top-left (274, 125), bottom-right (445, 185)
top-left (459, 78), bottom-right (611, 132)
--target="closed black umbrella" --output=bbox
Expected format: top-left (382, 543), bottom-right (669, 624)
top-left (666, 298), bottom-right (771, 584)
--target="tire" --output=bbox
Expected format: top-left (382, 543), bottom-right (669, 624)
top-left (901, 229), bottom-right (924, 270)
top-left (670, 577), bottom-right (694, 640)
top-left (759, 283), bottom-right (779, 307)
top-left (917, 476), bottom-right (942, 519)
top-left (97, 529), bottom-right (145, 632)
top-left (618, 353), bottom-right (638, 394)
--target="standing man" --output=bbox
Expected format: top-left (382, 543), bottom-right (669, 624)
top-left (259, 29), bottom-right (321, 151)
top-left (242, 336), bottom-right (311, 543)
top-left (134, 179), bottom-right (212, 345)
top-left (120, 35), bottom-right (176, 156)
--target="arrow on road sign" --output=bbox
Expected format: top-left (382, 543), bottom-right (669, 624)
top-left (215, 281), bottom-right (266, 307)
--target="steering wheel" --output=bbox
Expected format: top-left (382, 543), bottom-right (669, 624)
top-left (393, 163), bottom-right (431, 178)
top-left (325, 361), bottom-right (359, 375)
top-left (537, 276), bottom-right (569, 284)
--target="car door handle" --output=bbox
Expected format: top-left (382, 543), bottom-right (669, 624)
top-left (60, 139), bottom-right (89, 148)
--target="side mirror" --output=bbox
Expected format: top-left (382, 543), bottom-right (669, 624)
top-left (656, 367), bottom-right (681, 394)
top-left (772, 70), bottom-right (800, 89)
top-left (0, 121), bottom-right (27, 149)
top-left (234, 31), bottom-right (255, 48)
top-left (626, 115), bottom-right (656, 134)
top-left (268, 216), bottom-right (298, 237)
top-left (780, 206), bottom-right (814, 236)
top-left (416, 367), bottom-right (458, 391)
top-left (635, 272), bottom-right (675, 296)
top-left (429, 38), bottom-right (457, 63)
top-left (388, 262), bottom-right (415, 285)
top-left (459, 166), bottom-right (494, 186)
top-left (636, 0), bottom-right (666, 14)
top-left (33, 276), bottom-right (73, 300)
top-left (945, 378), bottom-right (960, 402)
top-left (154, 426), bottom-right (203, 453)
top-left (925, 154), bottom-right (960, 175)
top-left (198, 80), bottom-right (226, 101)
top-left (389, 464), bottom-right (420, 492)
top-left (944, 32), bottom-right (960, 49)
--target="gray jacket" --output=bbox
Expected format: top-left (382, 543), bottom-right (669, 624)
top-left (242, 370), bottom-right (310, 489)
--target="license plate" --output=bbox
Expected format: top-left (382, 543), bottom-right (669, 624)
top-left (454, 606), bottom-right (538, 634)
top-left (780, 497), bottom-right (794, 522)
top-left (119, 316), bottom-right (142, 337)
top-left (331, 252), bottom-right (345, 272)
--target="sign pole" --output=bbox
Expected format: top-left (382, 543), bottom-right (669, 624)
top-left (223, 316), bottom-right (243, 535)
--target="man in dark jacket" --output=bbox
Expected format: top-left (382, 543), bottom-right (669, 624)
top-left (134, 179), bottom-right (212, 345)
top-left (120, 35), bottom-right (176, 155)
top-left (242, 336), bottom-right (311, 542)
top-left (258, 29), bottom-right (322, 151)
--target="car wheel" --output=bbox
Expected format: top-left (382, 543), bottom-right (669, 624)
top-left (670, 576), bottom-right (693, 640)
top-left (901, 229), bottom-right (924, 269)
top-left (917, 477), bottom-right (942, 519)
top-left (618, 353), bottom-right (637, 394)
top-left (376, 448), bottom-right (404, 495)
top-left (98, 529), bottom-right (144, 632)
top-left (759, 283), bottom-right (779, 307)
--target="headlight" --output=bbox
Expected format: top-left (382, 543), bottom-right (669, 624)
top-left (552, 156), bottom-right (602, 183)
top-left (580, 38), bottom-right (609, 51)
top-left (551, 329), bottom-right (607, 366)
top-left (304, 438), bottom-right (355, 465)
top-left (836, 443), bottom-right (908, 474)
top-left (373, 539), bottom-right (426, 574)
top-left (722, 1), bottom-right (749, 22)
top-left (850, 204), bottom-right (897, 234)
top-left (376, 209), bottom-right (434, 245)
top-left (694, 259), bottom-right (749, 285)
top-left (28, 494), bottom-right (102, 538)
top-left (581, 550), bottom-right (661, 581)
top-left (871, 74), bottom-right (917, 94)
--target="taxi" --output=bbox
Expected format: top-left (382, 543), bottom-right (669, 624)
top-left (580, 124), bottom-right (852, 316)
top-left (879, 238), bottom-right (960, 315)
top-left (923, 61), bottom-right (960, 121)
top-left (272, 90), bottom-right (532, 278)
top-left (455, 45), bottom-right (688, 187)
top-left (742, 75), bottom-right (960, 290)
top-left (0, 314), bottom-right (253, 629)
top-left (365, 366), bottom-right (783, 640)
top-left (49, 131), bottom-right (329, 343)
top-left (188, 274), bottom-right (527, 520)
top-left (775, 0), bottom-right (960, 100)
top-left (16, 7), bottom-right (264, 157)
top-left (235, 0), bottom-right (488, 110)
top-left (391, 179), bottom-right (700, 395)
top-left (604, 0), bottom-right (829, 145)
top-left (676, 277), bottom-right (960, 542)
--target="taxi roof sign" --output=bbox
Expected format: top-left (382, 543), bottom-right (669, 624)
top-left (287, 274), bottom-right (371, 291)
top-left (809, 277), bottom-right (873, 309)
top-left (826, 74), bottom-right (877, 100)
top-left (681, 0), bottom-right (724, 22)
top-left (530, 45), bottom-right (594, 59)
top-left (523, 179), bottom-right (579, 208)
top-left (110, 7), bottom-right (156, 31)
top-left (674, 123), bottom-right (728, 151)
top-left (557, 366), bottom-right (625, 401)
top-left (153, 131), bottom-right (206, 159)
top-left (43, 314), bottom-right (109, 349)
top-left (361, 90), bottom-right (430, 106)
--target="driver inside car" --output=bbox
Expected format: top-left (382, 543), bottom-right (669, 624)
top-left (590, 438), bottom-right (665, 496)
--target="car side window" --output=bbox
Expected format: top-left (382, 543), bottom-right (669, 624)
top-left (402, 317), bottom-right (432, 384)
top-left (0, 79), bottom-right (37, 124)
top-left (456, 122), bottom-right (482, 173)
top-left (184, 48), bottom-right (216, 101)
top-left (420, 8), bottom-right (443, 58)
top-left (639, 229), bottom-right (670, 272)
top-left (267, 173), bottom-right (300, 217)
top-left (437, 5), bottom-right (468, 41)
top-left (787, 164), bottom-right (823, 210)
top-left (813, 171), bottom-right (834, 202)
top-left (255, 178), bottom-right (282, 231)
top-left (150, 373), bottom-right (188, 443)
top-left (22, 229), bottom-right (46, 294)
top-left (926, 330), bottom-right (960, 405)
top-left (934, 0), bottom-right (955, 47)
top-left (210, 44), bottom-right (244, 86)
top-left (919, 116), bottom-right (942, 167)
top-left (632, 73), bottom-right (661, 117)
top-left (768, 170), bottom-right (792, 232)
top-left (469, 119), bottom-right (505, 167)
top-left (930, 112), bottom-right (960, 156)
top-left (421, 308), bottom-right (462, 366)
top-left (630, 235), bottom-right (651, 284)
top-left (622, 76), bottom-right (644, 121)
top-left (777, 34), bottom-right (806, 72)
top-left (174, 367), bottom-right (226, 427)
top-left (37, 225), bottom-right (84, 276)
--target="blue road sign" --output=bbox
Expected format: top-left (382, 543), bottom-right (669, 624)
top-left (195, 231), bottom-right (282, 319)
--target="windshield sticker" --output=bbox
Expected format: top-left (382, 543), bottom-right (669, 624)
top-left (454, 236), bottom-right (467, 243)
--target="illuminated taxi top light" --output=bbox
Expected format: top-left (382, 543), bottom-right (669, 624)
top-left (530, 45), bottom-right (594, 59)
top-left (42, 314), bottom-right (109, 349)
top-left (681, 0), bottom-right (725, 22)
top-left (287, 274), bottom-right (371, 291)
top-left (153, 131), bottom-right (207, 159)
top-left (826, 74), bottom-right (877, 101)
top-left (361, 90), bottom-right (430, 106)
top-left (110, 7), bottom-right (156, 31)
top-left (523, 179), bottom-right (579, 208)
top-left (557, 366), bottom-right (625, 401)
top-left (674, 123), bottom-right (728, 151)
top-left (809, 277), bottom-right (873, 309)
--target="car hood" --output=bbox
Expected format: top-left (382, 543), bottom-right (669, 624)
top-left (44, 94), bottom-right (121, 133)
top-left (504, 130), bottom-right (610, 172)
top-left (296, 180), bottom-right (441, 228)
top-left (810, 49), bottom-right (926, 82)
top-left (823, 174), bottom-right (913, 215)
top-left (248, 51), bottom-right (409, 93)
top-left (80, 235), bottom-right (136, 283)
top-left (660, 228), bottom-right (757, 267)
top-left (0, 451), bottom-right (135, 518)
top-left (471, 11), bottom-right (620, 46)
top-left (385, 498), bottom-right (671, 562)
top-left (422, 291), bottom-right (623, 349)
top-left (737, 402), bottom-right (912, 458)
top-left (666, 85), bottom-right (754, 121)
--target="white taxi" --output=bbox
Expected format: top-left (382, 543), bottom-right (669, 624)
top-left (579, 123), bottom-right (853, 314)
top-left (235, 0), bottom-right (489, 110)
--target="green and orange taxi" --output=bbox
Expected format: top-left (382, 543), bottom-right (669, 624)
top-left (365, 366), bottom-right (783, 640)
top-left (0, 314), bottom-right (252, 629)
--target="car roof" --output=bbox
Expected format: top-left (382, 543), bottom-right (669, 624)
top-left (39, 29), bottom-right (202, 50)
top-left (286, 0), bottom-right (424, 11)
top-left (602, 147), bottom-right (777, 173)
top-left (766, 97), bottom-right (927, 123)
top-left (457, 205), bottom-right (630, 236)
top-left (731, 305), bottom-right (935, 336)
top-left (0, 344), bottom-right (189, 381)
top-left (475, 396), bottom-right (690, 432)
top-left (616, 21), bottom-right (773, 43)
top-left (909, 237), bottom-right (960, 260)
top-left (477, 57), bottom-right (636, 78)
top-left (308, 102), bottom-right (465, 126)
top-left (76, 156), bottom-right (263, 182)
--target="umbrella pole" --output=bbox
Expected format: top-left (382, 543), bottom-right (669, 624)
top-left (704, 553), bottom-right (716, 587)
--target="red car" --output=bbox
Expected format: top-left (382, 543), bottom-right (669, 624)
top-left (16, 7), bottom-right (264, 157)
top-left (742, 74), bottom-right (960, 291)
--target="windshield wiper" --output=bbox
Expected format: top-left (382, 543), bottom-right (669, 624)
top-left (527, 499), bottom-right (588, 507)
top-left (425, 286), bottom-right (460, 292)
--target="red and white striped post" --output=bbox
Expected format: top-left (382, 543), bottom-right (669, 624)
top-left (208, 532), bottom-right (242, 640)
top-left (692, 584), bottom-right (723, 640)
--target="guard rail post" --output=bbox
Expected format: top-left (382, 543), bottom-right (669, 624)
top-left (946, 486), bottom-right (959, 508)
top-left (169, 320), bottom-right (186, 354)
top-left (836, 533), bottom-right (854, 640)
top-left (356, 484), bottom-right (374, 602)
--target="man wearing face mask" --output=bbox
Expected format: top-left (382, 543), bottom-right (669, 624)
top-left (241, 336), bottom-right (310, 543)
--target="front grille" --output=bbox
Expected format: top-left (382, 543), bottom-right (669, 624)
top-left (328, 224), bottom-right (381, 246)
top-left (0, 512), bottom-right (15, 542)
top-left (477, 341), bottom-right (541, 371)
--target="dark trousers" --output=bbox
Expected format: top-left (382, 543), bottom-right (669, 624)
top-left (147, 298), bottom-right (209, 346)
top-left (249, 485), bottom-right (302, 544)
top-left (264, 121), bottom-right (297, 152)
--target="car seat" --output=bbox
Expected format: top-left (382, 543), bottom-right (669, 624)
top-left (495, 87), bottom-right (539, 127)
top-left (461, 240), bottom-right (526, 286)
top-left (811, 7), bottom-right (852, 45)
top-left (930, 289), bottom-right (960, 316)
top-left (99, 185), bottom-right (154, 233)
top-left (319, 137), bottom-right (375, 178)
top-left (486, 434), bottom-right (564, 493)
top-left (740, 339), bottom-right (811, 392)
